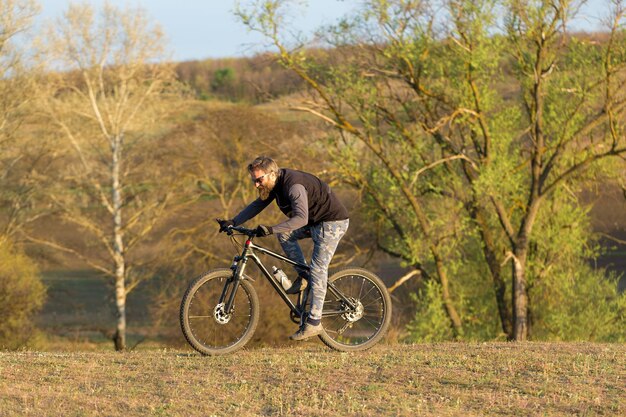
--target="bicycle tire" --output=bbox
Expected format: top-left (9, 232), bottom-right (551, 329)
top-left (318, 267), bottom-right (392, 352)
top-left (180, 268), bottom-right (260, 355)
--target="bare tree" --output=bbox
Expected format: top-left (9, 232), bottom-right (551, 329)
top-left (0, 0), bottom-right (49, 242)
top-left (34, 2), bottom-right (180, 350)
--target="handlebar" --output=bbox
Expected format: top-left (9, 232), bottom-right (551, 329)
top-left (226, 225), bottom-right (257, 237)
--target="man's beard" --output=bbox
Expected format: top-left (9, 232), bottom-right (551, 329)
top-left (257, 177), bottom-right (276, 200)
top-left (258, 187), bottom-right (271, 200)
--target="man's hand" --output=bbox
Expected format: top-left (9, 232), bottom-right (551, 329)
top-left (255, 224), bottom-right (273, 237)
top-left (216, 218), bottom-right (234, 233)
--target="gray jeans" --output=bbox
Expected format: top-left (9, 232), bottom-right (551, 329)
top-left (276, 219), bottom-right (349, 321)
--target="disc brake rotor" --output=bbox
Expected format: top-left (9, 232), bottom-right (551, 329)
top-left (213, 302), bottom-right (232, 324)
top-left (341, 298), bottom-right (364, 322)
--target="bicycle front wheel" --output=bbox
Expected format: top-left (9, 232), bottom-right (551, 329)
top-left (319, 267), bottom-right (392, 352)
top-left (180, 268), bottom-right (259, 355)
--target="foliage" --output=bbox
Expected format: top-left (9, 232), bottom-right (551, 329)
top-left (0, 240), bottom-right (46, 349)
top-left (531, 265), bottom-right (626, 342)
top-left (176, 54), bottom-right (304, 102)
top-left (0, 0), bottom-right (48, 240)
top-left (406, 281), bottom-right (455, 342)
top-left (238, 0), bottom-right (626, 342)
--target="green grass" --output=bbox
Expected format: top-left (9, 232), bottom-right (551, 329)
top-left (1, 343), bottom-right (624, 416)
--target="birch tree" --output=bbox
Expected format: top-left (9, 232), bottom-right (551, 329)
top-left (36, 2), bottom-right (179, 350)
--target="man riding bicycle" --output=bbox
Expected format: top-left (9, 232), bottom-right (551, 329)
top-left (217, 156), bottom-right (349, 341)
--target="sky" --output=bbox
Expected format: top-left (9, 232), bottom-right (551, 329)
top-left (35, 0), bottom-right (610, 62)
top-left (35, 0), bottom-right (357, 61)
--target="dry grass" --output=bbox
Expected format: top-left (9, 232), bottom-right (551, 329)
top-left (1, 342), bottom-right (624, 416)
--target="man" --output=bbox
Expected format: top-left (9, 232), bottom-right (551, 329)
top-left (217, 156), bottom-right (349, 341)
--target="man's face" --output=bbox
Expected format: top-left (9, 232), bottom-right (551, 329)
top-left (250, 168), bottom-right (276, 200)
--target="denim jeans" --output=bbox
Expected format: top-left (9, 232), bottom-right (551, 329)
top-left (276, 219), bottom-right (349, 320)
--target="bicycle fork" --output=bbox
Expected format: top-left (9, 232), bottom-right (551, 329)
top-left (220, 255), bottom-right (247, 316)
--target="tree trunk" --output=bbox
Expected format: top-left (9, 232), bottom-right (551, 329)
top-left (113, 269), bottom-right (126, 351)
top-left (512, 247), bottom-right (529, 341)
top-left (112, 134), bottom-right (126, 351)
top-left (433, 251), bottom-right (464, 339)
top-left (473, 208), bottom-right (513, 338)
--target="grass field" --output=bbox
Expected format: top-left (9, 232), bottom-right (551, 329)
top-left (1, 342), bottom-right (624, 416)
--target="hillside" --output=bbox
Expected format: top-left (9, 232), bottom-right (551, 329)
top-left (1, 343), bottom-right (624, 416)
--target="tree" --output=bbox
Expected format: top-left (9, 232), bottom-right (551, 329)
top-left (238, 0), bottom-right (626, 340)
top-left (34, 2), bottom-right (181, 350)
top-left (0, 0), bottom-right (51, 241)
top-left (0, 240), bottom-right (46, 349)
top-left (0, 1), bottom-right (48, 350)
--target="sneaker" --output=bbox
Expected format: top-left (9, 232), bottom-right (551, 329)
top-left (289, 323), bottom-right (323, 341)
top-left (285, 276), bottom-right (308, 294)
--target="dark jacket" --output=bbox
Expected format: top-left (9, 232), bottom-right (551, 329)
top-left (233, 168), bottom-right (348, 234)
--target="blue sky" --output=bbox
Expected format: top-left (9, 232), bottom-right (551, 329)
top-left (35, 0), bottom-right (357, 61)
top-left (35, 0), bottom-right (609, 62)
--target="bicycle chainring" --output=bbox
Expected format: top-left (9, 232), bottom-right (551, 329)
top-left (289, 310), bottom-right (302, 324)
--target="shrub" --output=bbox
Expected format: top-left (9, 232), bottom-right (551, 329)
top-left (405, 280), bottom-right (455, 342)
top-left (0, 240), bottom-right (46, 349)
top-left (530, 264), bottom-right (626, 342)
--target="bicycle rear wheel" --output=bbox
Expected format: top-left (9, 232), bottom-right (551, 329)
top-left (180, 268), bottom-right (259, 355)
top-left (319, 267), bottom-right (392, 352)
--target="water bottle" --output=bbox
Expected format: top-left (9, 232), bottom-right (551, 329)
top-left (272, 266), bottom-right (292, 290)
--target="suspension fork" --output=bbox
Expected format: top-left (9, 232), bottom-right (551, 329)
top-left (223, 249), bottom-right (251, 314)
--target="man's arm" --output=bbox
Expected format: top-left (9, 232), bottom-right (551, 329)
top-left (232, 197), bottom-right (273, 226)
top-left (271, 184), bottom-right (308, 234)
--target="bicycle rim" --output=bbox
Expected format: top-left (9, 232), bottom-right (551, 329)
top-left (319, 267), bottom-right (391, 351)
top-left (180, 269), bottom-right (259, 355)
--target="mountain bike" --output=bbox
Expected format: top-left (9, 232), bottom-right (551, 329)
top-left (179, 225), bottom-right (392, 355)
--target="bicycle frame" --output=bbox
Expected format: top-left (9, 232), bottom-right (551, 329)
top-left (222, 232), bottom-right (357, 319)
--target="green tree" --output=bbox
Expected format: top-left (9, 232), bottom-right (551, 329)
top-left (238, 0), bottom-right (626, 340)
top-left (212, 67), bottom-right (236, 92)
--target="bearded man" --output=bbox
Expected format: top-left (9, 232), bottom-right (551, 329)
top-left (217, 156), bottom-right (349, 340)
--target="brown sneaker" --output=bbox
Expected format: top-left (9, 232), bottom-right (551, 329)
top-left (289, 323), bottom-right (323, 341)
top-left (285, 276), bottom-right (308, 294)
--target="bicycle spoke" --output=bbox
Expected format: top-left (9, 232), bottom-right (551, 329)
top-left (181, 270), bottom-right (259, 355)
top-left (320, 269), bottom-right (391, 350)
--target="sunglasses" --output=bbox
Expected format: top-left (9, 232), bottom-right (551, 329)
top-left (252, 173), bottom-right (270, 184)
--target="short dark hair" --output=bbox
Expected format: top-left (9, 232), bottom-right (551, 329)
top-left (247, 156), bottom-right (279, 174)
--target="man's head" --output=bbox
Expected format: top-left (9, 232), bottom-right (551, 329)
top-left (248, 156), bottom-right (279, 200)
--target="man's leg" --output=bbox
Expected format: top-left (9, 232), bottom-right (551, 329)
top-left (290, 219), bottom-right (349, 341)
top-left (276, 226), bottom-right (311, 279)
top-left (308, 219), bottom-right (349, 321)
